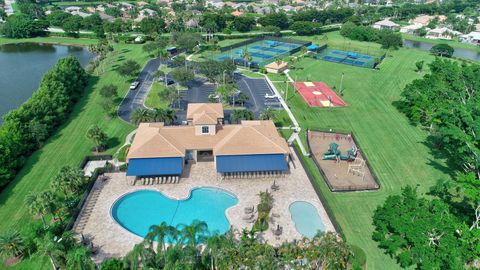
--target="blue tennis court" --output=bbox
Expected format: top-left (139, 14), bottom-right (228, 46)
top-left (315, 48), bottom-right (378, 68)
top-left (213, 39), bottom-right (303, 68)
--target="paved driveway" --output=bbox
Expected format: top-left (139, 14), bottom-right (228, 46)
top-left (118, 58), bottom-right (161, 122)
top-left (235, 75), bottom-right (282, 117)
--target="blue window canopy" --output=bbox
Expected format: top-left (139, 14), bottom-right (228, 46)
top-left (127, 157), bottom-right (183, 176)
top-left (307, 44), bottom-right (319, 51)
top-left (216, 154), bottom-right (288, 173)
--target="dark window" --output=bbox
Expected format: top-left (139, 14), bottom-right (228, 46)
top-left (202, 126), bottom-right (209, 134)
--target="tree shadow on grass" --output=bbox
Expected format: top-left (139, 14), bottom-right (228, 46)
top-left (106, 137), bottom-right (121, 152)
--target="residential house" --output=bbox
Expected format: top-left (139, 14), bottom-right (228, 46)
top-left (459, 31), bottom-right (480, 45)
top-left (372, 19), bottom-right (400, 30)
top-left (265, 61), bottom-right (288, 74)
top-left (231, 11), bottom-right (243, 17)
top-left (411, 14), bottom-right (446, 27)
top-left (400, 23), bottom-right (423, 34)
top-left (426, 27), bottom-right (462, 40)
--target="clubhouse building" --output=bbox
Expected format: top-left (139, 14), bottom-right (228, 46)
top-left (126, 103), bottom-right (290, 178)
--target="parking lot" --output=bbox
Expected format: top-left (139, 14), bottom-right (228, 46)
top-left (174, 74), bottom-right (282, 122)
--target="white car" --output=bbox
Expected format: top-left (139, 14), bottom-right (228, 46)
top-left (129, 81), bottom-right (140, 90)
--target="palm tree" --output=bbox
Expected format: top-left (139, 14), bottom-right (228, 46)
top-left (241, 49), bottom-right (251, 69)
top-left (130, 108), bottom-right (153, 125)
top-left (51, 166), bottom-right (84, 197)
top-left (260, 107), bottom-right (276, 120)
top-left (0, 231), bottom-right (25, 260)
top-left (24, 192), bottom-right (47, 227)
top-left (39, 190), bottom-right (63, 224)
top-left (36, 233), bottom-right (65, 270)
top-left (146, 222), bottom-right (170, 253)
top-left (66, 246), bottom-right (95, 270)
top-left (180, 220), bottom-right (208, 247)
top-left (86, 125), bottom-right (108, 153)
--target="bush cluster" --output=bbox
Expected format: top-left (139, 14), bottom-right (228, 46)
top-left (0, 56), bottom-right (89, 188)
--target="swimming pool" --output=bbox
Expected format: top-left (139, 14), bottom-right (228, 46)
top-left (111, 187), bottom-right (238, 238)
top-left (289, 201), bottom-right (325, 238)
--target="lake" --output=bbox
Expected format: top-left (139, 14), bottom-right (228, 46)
top-left (0, 43), bottom-right (94, 124)
top-left (403, 39), bottom-right (480, 61)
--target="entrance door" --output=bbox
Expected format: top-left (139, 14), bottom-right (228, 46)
top-left (197, 150), bottom-right (214, 162)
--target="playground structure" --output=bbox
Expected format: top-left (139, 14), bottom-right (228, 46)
top-left (293, 82), bottom-right (347, 108)
top-left (307, 130), bottom-right (379, 192)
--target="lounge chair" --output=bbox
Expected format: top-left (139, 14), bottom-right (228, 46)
top-left (244, 206), bottom-right (254, 214)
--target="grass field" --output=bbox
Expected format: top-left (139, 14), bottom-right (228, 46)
top-left (0, 36), bottom-right (98, 46)
top-left (272, 33), bottom-right (451, 269)
top-left (0, 43), bottom-right (148, 270)
top-left (144, 82), bottom-right (170, 109)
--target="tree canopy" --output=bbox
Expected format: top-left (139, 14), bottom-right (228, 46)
top-left (430, 44), bottom-right (454, 58)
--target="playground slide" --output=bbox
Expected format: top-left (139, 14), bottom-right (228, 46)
top-left (322, 154), bottom-right (337, 160)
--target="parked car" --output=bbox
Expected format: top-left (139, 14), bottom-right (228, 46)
top-left (130, 81), bottom-right (140, 90)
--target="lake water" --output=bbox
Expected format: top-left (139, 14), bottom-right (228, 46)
top-left (403, 39), bottom-right (480, 61)
top-left (0, 43), bottom-right (94, 123)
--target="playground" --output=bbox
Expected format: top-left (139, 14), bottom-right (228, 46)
top-left (314, 48), bottom-right (380, 69)
top-left (307, 130), bottom-right (379, 192)
top-left (214, 38), bottom-right (307, 68)
top-left (292, 82), bottom-right (347, 108)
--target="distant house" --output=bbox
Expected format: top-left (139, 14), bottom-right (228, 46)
top-left (137, 1), bottom-right (149, 7)
top-left (400, 23), bottom-right (423, 35)
top-left (99, 12), bottom-right (115, 22)
top-left (185, 18), bottom-right (199, 28)
top-left (281, 5), bottom-right (295, 12)
top-left (459, 31), bottom-right (480, 45)
top-left (372, 19), bottom-right (400, 30)
top-left (265, 61), bottom-right (288, 74)
top-left (231, 11), bottom-right (243, 17)
top-left (426, 27), bottom-right (462, 40)
top-left (411, 14), bottom-right (446, 27)
top-left (65, 6), bottom-right (82, 13)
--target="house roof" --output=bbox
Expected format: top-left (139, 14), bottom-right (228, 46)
top-left (374, 19), bottom-right (399, 27)
top-left (187, 103), bottom-right (224, 121)
top-left (231, 11), bottom-right (243, 16)
top-left (265, 61), bottom-right (288, 70)
top-left (127, 115), bottom-right (289, 160)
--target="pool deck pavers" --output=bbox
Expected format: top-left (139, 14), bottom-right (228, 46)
top-left (73, 147), bottom-right (335, 262)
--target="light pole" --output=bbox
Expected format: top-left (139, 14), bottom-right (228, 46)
top-left (223, 70), bottom-right (227, 85)
top-left (340, 72), bottom-right (344, 96)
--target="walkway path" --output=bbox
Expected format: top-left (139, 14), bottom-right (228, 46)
top-left (263, 72), bottom-right (309, 156)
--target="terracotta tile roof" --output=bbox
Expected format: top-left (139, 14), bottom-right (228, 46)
top-left (193, 112), bottom-right (218, 125)
top-left (126, 120), bottom-right (289, 160)
top-left (187, 103), bottom-right (224, 121)
top-left (265, 61), bottom-right (288, 70)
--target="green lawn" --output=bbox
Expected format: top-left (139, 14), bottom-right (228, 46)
top-left (144, 82), bottom-right (170, 109)
top-left (0, 43), bottom-right (149, 270)
top-left (279, 34), bottom-right (451, 269)
top-left (0, 36), bottom-right (98, 46)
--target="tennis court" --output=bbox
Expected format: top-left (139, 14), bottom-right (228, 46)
top-left (315, 48), bottom-right (378, 68)
top-left (214, 39), bottom-right (303, 68)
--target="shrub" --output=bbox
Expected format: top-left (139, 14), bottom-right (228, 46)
top-left (430, 43), bottom-right (454, 57)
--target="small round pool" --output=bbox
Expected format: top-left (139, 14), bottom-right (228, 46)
top-left (111, 187), bottom-right (238, 238)
top-left (289, 201), bottom-right (326, 238)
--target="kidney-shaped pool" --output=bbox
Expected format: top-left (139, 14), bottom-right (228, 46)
top-left (111, 187), bottom-right (238, 238)
top-left (289, 201), bottom-right (326, 238)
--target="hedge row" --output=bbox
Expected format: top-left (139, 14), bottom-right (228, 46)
top-left (0, 56), bottom-right (89, 188)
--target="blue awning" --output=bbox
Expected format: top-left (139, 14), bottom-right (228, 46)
top-left (307, 44), bottom-right (319, 50)
top-left (127, 157), bottom-right (183, 176)
top-left (216, 154), bottom-right (287, 173)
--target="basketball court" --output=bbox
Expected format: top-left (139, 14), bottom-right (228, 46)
top-left (292, 82), bottom-right (347, 108)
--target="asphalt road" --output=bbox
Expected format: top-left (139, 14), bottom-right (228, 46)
top-left (118, 58), bottom-right (161, 123)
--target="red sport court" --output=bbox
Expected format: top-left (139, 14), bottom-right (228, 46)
top-left (292, 82), bottom-right (347, 108)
